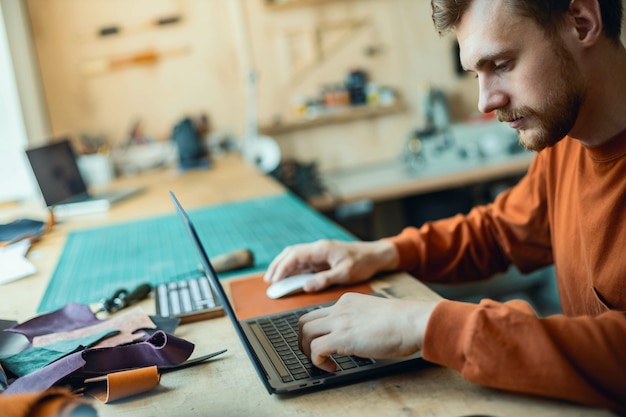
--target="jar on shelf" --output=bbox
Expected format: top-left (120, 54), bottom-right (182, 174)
top-left (366, 83), bottom-right (380, 106)
top-left (345, 69), bottom-right (368, 105)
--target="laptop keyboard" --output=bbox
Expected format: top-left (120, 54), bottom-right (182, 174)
top-left (254, 308), bottom-right (374, 383)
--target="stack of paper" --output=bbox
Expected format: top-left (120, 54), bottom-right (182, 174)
top-left (0, 240), bottom-right (36, 285)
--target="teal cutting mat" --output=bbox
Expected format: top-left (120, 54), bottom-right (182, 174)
top-left (37, 192), bottom-right (355, 313)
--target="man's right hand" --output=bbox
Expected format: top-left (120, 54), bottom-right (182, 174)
top-left (263, 239), bottom-right (400, 292)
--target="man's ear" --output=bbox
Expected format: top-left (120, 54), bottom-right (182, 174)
top-left (567, 0), bottom-right (603, 46)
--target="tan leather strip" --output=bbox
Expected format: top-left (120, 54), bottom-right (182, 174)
top-left (86, 366), bottom-right (160, 403)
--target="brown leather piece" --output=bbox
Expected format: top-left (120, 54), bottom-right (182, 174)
top-left (86, 366), bottom-right (161, 403)
top-left (0, 388), bottom-right (96, 417)
top-left (229, 274), bottom-right (372, 320)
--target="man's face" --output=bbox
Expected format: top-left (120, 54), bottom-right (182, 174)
top-left (456, 0), bottom-right (585, 151)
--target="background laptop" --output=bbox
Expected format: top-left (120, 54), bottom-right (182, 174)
top-left (26, 139), bottom-right (142, 217)
top-left (170, 191), bottom-right (424, 394)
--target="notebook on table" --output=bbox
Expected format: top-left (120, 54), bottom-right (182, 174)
top-left (169, 190), bottom-right (424, 394)
top-left (25, 139), bottom-right (143, 217)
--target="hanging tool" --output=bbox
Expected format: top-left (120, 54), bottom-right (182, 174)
top-left (79, 45), bottom-right (191, 76)
top-left (97, 15), bottom-right (182, 38)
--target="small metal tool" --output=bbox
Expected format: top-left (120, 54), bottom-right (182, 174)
top-left (96, 282), bottom-right (152, 314)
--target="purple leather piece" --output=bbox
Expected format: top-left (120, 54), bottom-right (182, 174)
top-left (5, 303), bottom-right (100, 342)
top-left (4, 350), bottom-right (86, 394)
top-left (82, 331), bottom-right (193, 373)
top-left (4, 330), bottom-right (194, 394)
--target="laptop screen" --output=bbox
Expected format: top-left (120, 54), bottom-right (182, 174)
top-left (26, 139), bottom-right (89, 206)
top-left (169, 191), bottom-right (274, 393)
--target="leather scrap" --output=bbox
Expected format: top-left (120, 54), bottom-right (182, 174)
top-left (1, 363), bottom-right (8, 392)
top-left (81, 330), bottom-right (193, 374)
top-left (5, 303), bottom-right (101, 341)
top-left (0, 212), bottom-right (53, 248)
top-left (33, 306), bottom-right (156, 348)
top-left (5, 330), bottom-right (193, 395)
top-left (85, 366), bottom-right (161, 403)
top-left (229, 274), bottom-right (373, 320)
top-left (0, 329), bottom-right (118, 377)
top-left (85, 349), bottom-right (227, 403)
top-left (0, 387), bottom-right (97, 417)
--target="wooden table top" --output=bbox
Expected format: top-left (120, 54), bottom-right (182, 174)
top-left (0, 154), bottom-right (614, 416)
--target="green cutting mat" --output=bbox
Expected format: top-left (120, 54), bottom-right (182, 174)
top-left (37, 192), bottom-right (355, 313)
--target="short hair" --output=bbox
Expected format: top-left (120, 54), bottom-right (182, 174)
top-left (431, 0), bottom-right (623, 42)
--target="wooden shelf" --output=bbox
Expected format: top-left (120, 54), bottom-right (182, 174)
top-left (263, 0), bottom-right (342, 10)
top-left (258, 101), bottom-right (407, 135)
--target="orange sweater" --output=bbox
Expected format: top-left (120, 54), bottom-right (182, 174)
top-left (389, 130), bottom-right (626, 414)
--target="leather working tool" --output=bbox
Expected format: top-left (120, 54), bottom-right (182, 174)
top-left (96, 283), bottom-right (152, 314)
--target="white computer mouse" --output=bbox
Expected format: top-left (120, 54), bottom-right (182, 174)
top-left (266, 273), bottom-right (314, 299)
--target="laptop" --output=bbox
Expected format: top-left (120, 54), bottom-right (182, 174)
top-left (169, 191), bottom-right (424, 394)
top-left (25, 139), bottom-right (143, 217)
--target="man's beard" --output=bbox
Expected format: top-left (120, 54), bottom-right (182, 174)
top-left (497, 41), bottom-right (585, 152)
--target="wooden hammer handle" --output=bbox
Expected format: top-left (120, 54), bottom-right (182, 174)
top-left (211, 248), bottom-right (254, 273)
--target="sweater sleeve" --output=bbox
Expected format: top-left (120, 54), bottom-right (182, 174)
top-left (388, 154), bottom-right (553, 283)
top-left (423, 299), bottom-right (626, 414)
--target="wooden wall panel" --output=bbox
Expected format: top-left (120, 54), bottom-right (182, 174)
top-left (27, 0), bottom-right (243, 144)
top-left (26, 0), bottom-right (480, 172)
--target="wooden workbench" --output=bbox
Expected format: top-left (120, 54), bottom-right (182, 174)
top-left (0, 154), bottom-right (614, 416)
top-left (309, 152), bottom-right (534, 211)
